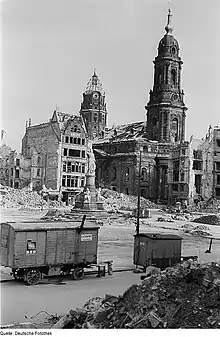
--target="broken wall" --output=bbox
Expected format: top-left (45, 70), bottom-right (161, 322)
top-left (188, 132), bottom-right (214, 203)
top-left (21, 123), bottom-right (60, 190)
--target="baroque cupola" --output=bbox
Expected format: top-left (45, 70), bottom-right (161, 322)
top-left (145, 9), bottom-right (188, 143)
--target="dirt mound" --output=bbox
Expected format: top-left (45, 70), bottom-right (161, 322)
top-left (101, 189), bottom-right (158, 213)
top-left (193, 215), bottom-right (220, 226)
top-left (47, 260), bottom-right (220, 329)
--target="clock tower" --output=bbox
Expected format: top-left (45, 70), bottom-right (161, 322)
top-left (145, 9), bottom-right (187, 143)
top-left (80, 71), bottom-right (107, 140)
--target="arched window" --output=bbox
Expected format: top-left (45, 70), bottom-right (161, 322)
top-left (152, 117), bottom-right (158, 127)
top-left (171, 47), bottom-right (176, 55)
top-left (171, 69), bottom-right (176, 85)
top-left (125, 188), bottom-right (129, 195)
top-left (165, 64), bottom-right (169, 84)
top-left (171, 118), bottom-right (178, 142)
top-left (71, 125), bottom-right (80, 133)
top-left (158, 68), bottom-right (163, 84)
top-left (125, 167), bottom-right (130, 181)
top-left (112, 167), bottom-right (117, 180)
top-left (141, 189), bottom-right (146, 198)
top-left (37, 156), bottom-right (41, 166)
top-left (143, 146), bottom-right (148, 153)
top-left (141, 168), bottom-right (148, 181)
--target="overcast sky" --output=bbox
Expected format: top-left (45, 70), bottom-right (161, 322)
top-left (1, 0), bottom-right (220, 152)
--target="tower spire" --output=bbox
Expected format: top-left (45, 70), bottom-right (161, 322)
top-left (165, 7), bottom-right (173, 35)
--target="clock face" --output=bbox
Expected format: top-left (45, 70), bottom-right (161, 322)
top-left (93, 93), bottom-right (99, 99)
top-left (172, 94), bottom-right (178, 101)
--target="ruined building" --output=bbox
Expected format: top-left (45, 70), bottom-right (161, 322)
top-left (10, 112), bottom-right (87, 203)
top-left (213, 127), bottom-right (220, 198)
top-left (1, 72), bottom-right (107, 204)
top-left (186, 126), bottom-right (220, 202)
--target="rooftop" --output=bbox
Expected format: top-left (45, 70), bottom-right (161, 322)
top-left (93, 121), bottom-right (147, 144)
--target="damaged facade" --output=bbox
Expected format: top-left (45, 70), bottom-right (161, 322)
top-left (187, 126), bottom-right (220, 203)
top-left (213, 127), bottom-right (220, 198)
top-left (2, 112), bottom-right (88, 203)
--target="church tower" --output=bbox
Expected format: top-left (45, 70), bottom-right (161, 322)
top-left (145, 9), bottom-right (187, 143)
top-left (80, 71), bottom-right (107, 140)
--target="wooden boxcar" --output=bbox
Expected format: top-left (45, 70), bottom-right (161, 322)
top-left (0, 220), bottom-right (99, 285)
top-left (133, 233), bottom-right (182, 269)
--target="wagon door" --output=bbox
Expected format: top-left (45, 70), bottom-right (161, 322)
top-left (0, 223), bottom-right (14, 267)
top-left (64, 229), bottom-right (76, 264)
top-left (46, 229), bottom-right (76, 266)
top-left (75, 229), bottom-right (98, 265)
top-left (139, 237), bottom-right (148, 267)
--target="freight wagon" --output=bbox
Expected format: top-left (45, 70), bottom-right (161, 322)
top-left (0, 218), bottom-right (99, 285)
top-left (133, 233), bottom-right (182, 269)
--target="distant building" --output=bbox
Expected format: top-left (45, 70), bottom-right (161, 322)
top-left (213, 127), bottom-right (220, 198)
top-left (80, 70), bottom-right (107, 140)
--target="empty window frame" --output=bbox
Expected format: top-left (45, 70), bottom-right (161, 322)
top-left (124, 167), bottom-right (130, 181)
top-left (15, 169), bottom-right (20, 178)
top-left (69, 149), bottom-right (80, 157)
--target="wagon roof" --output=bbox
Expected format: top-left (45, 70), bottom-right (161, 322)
top-left (134, 233), bottom-right (182, 240)
top-left (1, 220), bottom-right (100, 231)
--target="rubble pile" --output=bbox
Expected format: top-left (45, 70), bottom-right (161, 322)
top-left (193, 215), bottom-right (220, 226)
top-left (101, 189), bottom-right (158, 213)
top-left (0, 186), bottom-right (64, 209)
top-left (181, 223), bottom-right (211, 237)
top-left (200, 198), bottom-right (220, 213)
top-left (42, 209), bottom-right (71, 220)
top-left (49, 260), bottom-right (220, 329)
top-left (188, 198), bottom-right (220, 213)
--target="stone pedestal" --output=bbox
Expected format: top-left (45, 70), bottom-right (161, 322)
top-left (85, 174), bottom-right (98, 209)
top-left (74, 173), bottom-right (104, 211)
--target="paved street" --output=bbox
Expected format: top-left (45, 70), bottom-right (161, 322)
top-left (0, 271), bottom-right (141, 326)
top-left (1, 208), bottom-right (220, 326)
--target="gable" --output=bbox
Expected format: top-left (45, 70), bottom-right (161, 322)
top-left (63, 116), bottom-right (86, 136)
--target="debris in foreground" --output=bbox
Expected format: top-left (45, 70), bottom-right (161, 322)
top-left (193, 215), bottom-right (220, 226)
top-left (47, 260), bottom-right (220, 329)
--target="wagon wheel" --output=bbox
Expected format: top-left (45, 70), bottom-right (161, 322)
top-left (72, 267), bottom-right (84, 281)
top-left (25, 269), bottom-right (41, 285)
